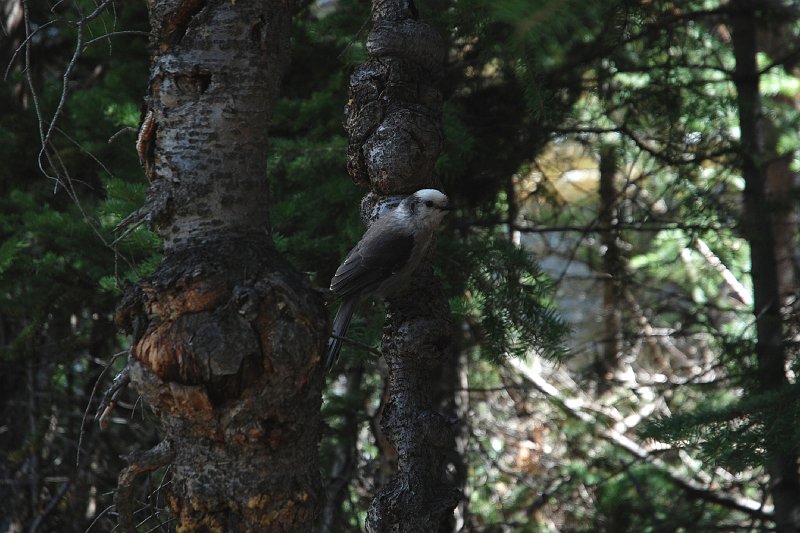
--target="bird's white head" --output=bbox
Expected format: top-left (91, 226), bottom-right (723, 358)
top-left (399, 189), bottom-right (452, 229)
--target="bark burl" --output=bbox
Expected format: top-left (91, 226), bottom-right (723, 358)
top-left (344, 1), bottom-right (461, 531)
top-left (116, 1), bottom-right (327, 531)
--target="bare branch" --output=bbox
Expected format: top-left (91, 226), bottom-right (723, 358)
top-left (83, 30), bottom-right (149, 50)
top-left (512, 221), bottom-right (732, 234)
top-left (115, 440), bottom-right (175, 533)
top-left (108, 126), bottom-right (138, 144)
top-left (507, 358), bottom-right (775, 521)
top-left (330, 333), bottom-right (382, 357)
top-left (95, 364), bottom-right (132, 431)
top-left (78, 350), bottom-right (127, 466)
top-left (692, 238), bottom-right (752, 306)
top-left (29, 480), bottom-right (71, 533)
top-left (21, 0), bottom-right (117, 184)
top-left (3, 19), bottom-right (56, 80)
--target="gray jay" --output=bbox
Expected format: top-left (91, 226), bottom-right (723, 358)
top-left (324, 189), bottom-right (453, 369)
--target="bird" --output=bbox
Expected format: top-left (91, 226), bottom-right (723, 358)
top-left (324, 189), bottom-right (453, 370)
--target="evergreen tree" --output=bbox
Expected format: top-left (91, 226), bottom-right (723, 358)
top-left (6, 0), bottom-right (798, 531)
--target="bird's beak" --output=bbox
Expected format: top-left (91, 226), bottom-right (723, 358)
top-left (441, 203), bottom-right (456, 212)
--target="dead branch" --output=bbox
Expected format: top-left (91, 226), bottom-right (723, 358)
top-left (115, 440), bottom-right (175, 533)
top-left (507, 358), bottom-right (775, 521)
top-left (95, 365), bottom-right (131, 431)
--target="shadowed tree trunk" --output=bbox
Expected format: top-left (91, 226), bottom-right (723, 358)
top-left (598, 144), bottom-right (622, 389)
top-left (114, 1), bottom-right (327, 531)
top-left (343, 0), bottom-right (460, 530)
top-left (732, 2), bottom-right (800, 531)
top-left (321, 365), bottom-right (365, 533)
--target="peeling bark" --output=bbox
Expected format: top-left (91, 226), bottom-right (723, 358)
top-left (343, 1), bottom-right (460, 530)
top-left (115, 1), bottom-right (327, 531)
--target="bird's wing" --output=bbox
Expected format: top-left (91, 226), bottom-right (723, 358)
top-left (330, 227), bottom-right (414, 298)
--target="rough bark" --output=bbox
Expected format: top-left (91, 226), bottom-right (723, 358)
top-left (598, 145), bottom-right (622, 388)
top-left (343, 1), bottom-right (460, 530)
top-left (115, 1), bottom-right (327, 531)
top-left (731, 2), bottom-right (800, 531)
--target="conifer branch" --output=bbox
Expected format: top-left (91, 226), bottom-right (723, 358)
top-left (508, 358), bottom-right (775, 521)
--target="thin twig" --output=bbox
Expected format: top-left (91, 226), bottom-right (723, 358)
top-left (108, 126), bottom-right (138, 144)
top-left (78, 351), bottom-right (126, 466)
top-left (84, 503), bottom-right (116, 533)
top-left (3, 19), bottom-right (57, 80)
top-left (95, 364), bottom-right (132, 431)
top-left (22, 0), bottom-right (45, 147)
top-left (115, 440), bottom-right (175, 533)
top-left (111, 217), bottom-right (146, 246)
top-left (55, 126), bottom-right (118, 183)
top-left (330, 333), bottom-right (382, 357)
top-left (29, 480), bottom-right (71, 533)
top-left (83, 30), bottom-right (149, 49)
top-left (38, 15), bottom-right (85, 185)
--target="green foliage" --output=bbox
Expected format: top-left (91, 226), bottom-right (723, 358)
top-left (643, 383), bottom-right (800, 472)
top-left (436, 102), bottom-right (477, 183)
top-left (441, 236), bottom-right (569, 362)
top-left (591, 463), bottom-right (736, 532)
top-left (269, 2), bottom-right (364, 284)
top-left (488, 0), bottom-right (621, 120)
top-left (450, 1), bottom-right (799, 530)
top-left (0, 2), bottom-right (160, 531)
top-left (6, 0), bottom-right (798, 530)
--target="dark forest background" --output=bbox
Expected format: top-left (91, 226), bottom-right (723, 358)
top-left (1, 0), bottom-right (799, 531)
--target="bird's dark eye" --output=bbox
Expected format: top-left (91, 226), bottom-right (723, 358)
top-left (425, 200), bottom-right (434, 207)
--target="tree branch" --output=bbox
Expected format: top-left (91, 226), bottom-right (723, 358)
top-left (94, 364), bottom-right (131, 431)
top-left (507, 358), bottom-right (775, 521)
top-left (115, 440), bottom-right (175, 533)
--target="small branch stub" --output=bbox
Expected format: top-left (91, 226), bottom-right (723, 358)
top-left (115, 439), bottom-right (175, 533)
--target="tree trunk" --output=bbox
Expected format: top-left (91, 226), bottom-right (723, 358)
top-left (343, 1), bottom-right (460, 530)
top-left (731, 2), bottom-right (800, 531)
top-left (115, 1), bottom-right (327, 531)
top-left (598, 144), bottom-right (622, 388)
top-left (321, 365), bottom-right (364, 533)
top-left (437, 347), bottom-right (471, 530)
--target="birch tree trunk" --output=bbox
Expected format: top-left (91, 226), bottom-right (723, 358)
top-left (731, 2), bottom-right (800, 531)
top-left (343, 0), bottom-right (460, 530)
top-left (115, 1), bottom-right (327, 531)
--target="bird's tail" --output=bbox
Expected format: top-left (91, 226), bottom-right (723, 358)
top-left (324, 296), bottom-right (358, 370)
